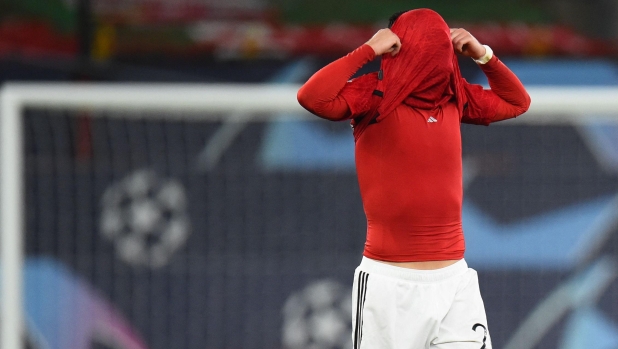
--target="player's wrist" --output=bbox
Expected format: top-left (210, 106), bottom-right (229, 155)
top-left (365, 43), bottom-right (379, 56)
top-left (473, 45), bottom-right (493, 65)
top-left (361, 43), bottom-right (378, 58)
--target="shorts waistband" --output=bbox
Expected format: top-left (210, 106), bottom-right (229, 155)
top-left (358, 257), bottom-right (468, 282)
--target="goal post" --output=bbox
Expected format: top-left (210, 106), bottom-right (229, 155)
top-left (1, 83), bottom-right (618, 349)
top-left (518, 86), bottom-right (618, 123)
top-left (0, 83), bottom-right (304, 349)
top-left (1, 86), bottom-right (25, 349)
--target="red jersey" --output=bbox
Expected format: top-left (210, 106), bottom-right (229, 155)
top-left (297, 12), bottom-right (530, 262)
top-left (355, 101), bottom-right (466, 261)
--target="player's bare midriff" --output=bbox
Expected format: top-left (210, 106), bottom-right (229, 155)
top-left (377, 259), bottom-right (461, 270)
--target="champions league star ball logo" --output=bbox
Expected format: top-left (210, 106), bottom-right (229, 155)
top-left (282, 280), bottom-right (352, 349)
top-left (100, 170), bottom-right (191, 268)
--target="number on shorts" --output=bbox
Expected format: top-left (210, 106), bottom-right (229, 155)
top-left (472, 323), bottom-right (487, 349)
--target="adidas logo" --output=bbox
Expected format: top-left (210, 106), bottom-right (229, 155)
top-left (428, 116), bottom-right (438, 123)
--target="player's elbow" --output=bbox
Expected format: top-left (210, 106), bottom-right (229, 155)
top-left (297, 88), bottom-right (347, 121)
top-left (522, 90), bottom-right (531, 110)
top-left (522, 91), bottom-right (532, 113)
top-left (297, 86), bottom-right (324, 117)
top-left (514, 90), bottom-right (531, 116)
top-left (297, 86), bottom-right (314, 113)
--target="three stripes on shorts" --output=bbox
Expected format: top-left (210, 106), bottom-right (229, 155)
top-left (354, 271), bottom-right (369, 349)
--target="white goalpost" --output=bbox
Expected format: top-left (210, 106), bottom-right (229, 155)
top-left (0, 83), bottom-right (300, 349)
top-left (1, 82), bottom-right (618, 349)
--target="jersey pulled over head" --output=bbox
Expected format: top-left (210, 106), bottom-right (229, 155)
top-left (383, 9), bottom-right (465, 113)
top-left (341, 9), bottom-right (467, 133)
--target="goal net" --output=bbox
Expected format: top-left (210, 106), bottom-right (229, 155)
top-left (1, 83), bottom-right (618, 349)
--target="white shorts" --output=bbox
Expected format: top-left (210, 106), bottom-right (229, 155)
top-left (352, 257), bottom-right (491, 349)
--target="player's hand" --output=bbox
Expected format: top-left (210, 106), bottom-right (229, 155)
top-left (365, 29), bottom-right (402, 57)
top-left (450, 28), bottom-right (485, 60)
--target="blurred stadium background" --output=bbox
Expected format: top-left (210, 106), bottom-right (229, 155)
top-left (2, 0), bottom-right (618, 349)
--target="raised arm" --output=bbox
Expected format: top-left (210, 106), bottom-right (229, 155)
top-left (450, 28), bottom-right (531, 124)
top-left (478, 56), bottom-right (531, 121)
top-left (297, 29), bottom-right (401, 121)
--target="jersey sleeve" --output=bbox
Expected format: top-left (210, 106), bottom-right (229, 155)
top-left (461, 55), bottom-right (531, 126)
top-left (297, 44), bottom-right (376, 121)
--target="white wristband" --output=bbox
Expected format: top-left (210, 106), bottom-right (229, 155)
top-left (473, 45), bottom-right (493, 65)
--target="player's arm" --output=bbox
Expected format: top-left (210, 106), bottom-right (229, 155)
top-left (476, 55), bottom-right (531, 121)
top-left (451, 28), bottom-right (531, 123)
top-left (297, 29), bottom-right (401, 121)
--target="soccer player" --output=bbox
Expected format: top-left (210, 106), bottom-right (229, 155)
top-left (297, 8), bottom-right (530, 349)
